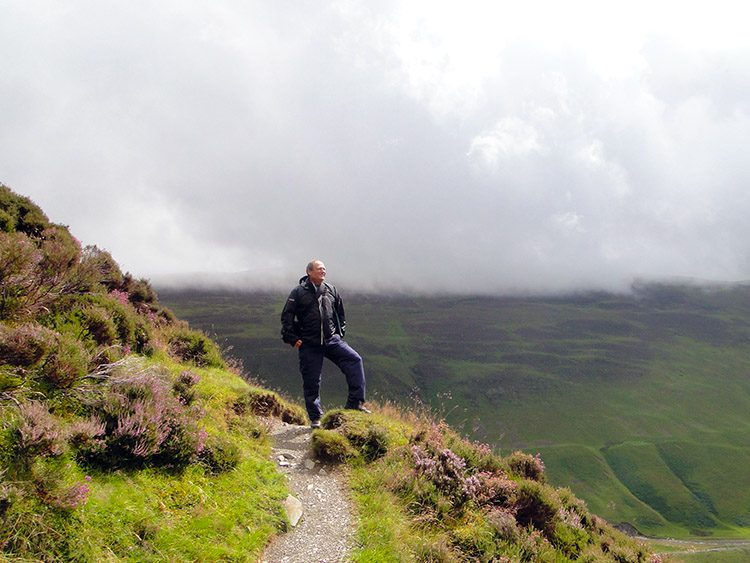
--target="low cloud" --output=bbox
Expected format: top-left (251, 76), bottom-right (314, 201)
top-left (2, 1), bottom-right (750, 295)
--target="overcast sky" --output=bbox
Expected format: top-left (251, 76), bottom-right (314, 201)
top-left (2, 1), bottom-right (750, 294)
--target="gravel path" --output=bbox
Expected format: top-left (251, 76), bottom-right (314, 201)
top-left (260, 421), bottom-right (355, 563)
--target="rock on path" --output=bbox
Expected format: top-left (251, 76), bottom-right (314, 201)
top-left (261, 421), bottom-right (355, 563)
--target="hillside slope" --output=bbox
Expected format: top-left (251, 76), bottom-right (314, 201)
top-left (0, 184), bottom-right (661, 562)
top-left (159, 283), bottom-right (750, 539)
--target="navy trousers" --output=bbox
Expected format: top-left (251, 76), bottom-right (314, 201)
top-left (298, 335), bottom-right (366, 421)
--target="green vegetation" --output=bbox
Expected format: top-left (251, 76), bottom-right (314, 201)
top-left (0, 185), bottom-right (300, 562)
top-left (671, 550), bottom-right (750, 563)
top-left (160, 285), bottom-right (750, 540)
top-left (315, 405), bottom-right (660, 562)
top-left (0, 186), bottom-right (748, 563)
top-left (0, 184), bottom-right (668, 561)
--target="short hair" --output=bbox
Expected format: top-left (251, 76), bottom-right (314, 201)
top-left (307, 260), bottom-right (323, 272)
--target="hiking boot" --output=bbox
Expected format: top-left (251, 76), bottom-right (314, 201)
top-left (310, 419), bottom-right (321, 429)
top-left (346, 403), bottom-right (371, 414)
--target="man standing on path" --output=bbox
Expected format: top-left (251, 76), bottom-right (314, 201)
top-left (281, 260), bottom-right (370, 428)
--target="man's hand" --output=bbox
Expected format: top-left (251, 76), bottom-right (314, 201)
top-left (294, 340), bottom-right (302, 348)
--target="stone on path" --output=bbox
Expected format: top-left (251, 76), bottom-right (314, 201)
top-left (281, 494), bottom-right (303, 527)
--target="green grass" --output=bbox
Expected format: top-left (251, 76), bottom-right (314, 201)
top-left (158, 284), bottom-right (750, 539)
top-left (336, 404), bottom-right (659, 563)
top-left (0, 358), bottom-right (298, 562)
top-left (670, 550), bottom-right (750, 563)
top-left (535, 445), bottom-right (676, 535)
top-left (602, 443), bottom-right (722, 533)
top-left (74, 457), bottom-right (287, 562)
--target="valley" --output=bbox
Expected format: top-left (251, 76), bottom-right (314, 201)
top-left (158, 282), bottom-right (750, 540)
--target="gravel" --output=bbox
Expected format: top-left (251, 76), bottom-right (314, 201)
top-left (260, 421), bottom-right (355, 563)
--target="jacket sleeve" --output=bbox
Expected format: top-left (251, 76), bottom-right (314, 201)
top-left (280, 288), bottom-right (301, 345)
top-left (335, 291), bottom-right (346, 337)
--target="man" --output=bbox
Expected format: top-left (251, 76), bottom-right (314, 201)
top-left (281, 260), bottom-right (370, 428)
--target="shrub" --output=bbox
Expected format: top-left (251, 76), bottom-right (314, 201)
top-left (0, 457), bottom-right (90, 560)
top-left (351, 425), bottom-right (390, 462)
top-left (450, 511), bottom-right (502, 559)
top-left (5, 401), bottom-right (66, 478)
top-left (79, 245), bottom-right (123, 291)
top-left (0, 322), bottom-right (58, 366)
top-left (311, 429), bottom-right (359, 462)
top-left (412, 445), bottom-right (474, 498)
top-left (441, 430), bottom-right (504, 474)
top-left (173, 370), bottom-right (200, 405)
top-left (5, 190), bottom-right (50, 237)
top-left (319, 409), bottom-right (410, 462)
top-left (0, 224), bottom-right (91, 322)
top-left (0, 365), bottom-right (24, 393)
top-left (199, 434), bottom-right (241, 474)
top-left (410, 535), bottom-right (462, 563)
top-left (578, 544), bottom-right (616, 563)
top-left (0, 323), bottom-right (90, 390)
top-left (0, 207), bottom-right (15, 233)
top-left (39, 332), bottom-right (90, 388)
top-left (328, 414), bottom-right (392, 462)
top-left (66, 416), bottom-right (106, 448)
top-left (485, 507), bottom-right (520, 542)
top-left (62, 292), bottom-right (156, 355)
top-left (121, 275), bottom-right (158, 305)
top-left (167, 326), bottom-right (225, 368)
top-left (37, 227), bottom-right (81, 283)
top-left (75, 369), bottom-right (207, 470)
top-left (505, 450), bottom-right (546, 483)
top-left (232, 389), bottom-right (307, 425)
top-left (0, 477), bottom-right (21, 518)
top-left (0, 232), bottom-right (40, 320)
top-left (513, 479), bottom-right (561, 537)
top-left (475, 470), bottom-right (518, 507)
top-left (551, 520), bottom-right (589, 558)
top-left (78, 306), bottom-right (118, 346)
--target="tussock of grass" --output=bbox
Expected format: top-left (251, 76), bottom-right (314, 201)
top-left (232, 387), bottom-right (307, 425)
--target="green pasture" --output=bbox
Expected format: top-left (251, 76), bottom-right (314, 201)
top-left (158, 283), bottom-right (750, 539)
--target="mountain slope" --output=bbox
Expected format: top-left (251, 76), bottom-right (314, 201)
top-left (158, 284), bottom-right (750, 539)
top-left (0, 184), bottom-right (662, 562)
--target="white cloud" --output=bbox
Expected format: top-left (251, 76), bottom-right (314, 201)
top-left (2, 0), bottom-right (750, 294)
top-left (468, 117), bottom-right (544, 168)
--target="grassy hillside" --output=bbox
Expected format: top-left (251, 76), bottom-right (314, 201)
top-left (158, 285), bottom-right (750, 539)
top-left (1, 184), bottom-right (665, 562)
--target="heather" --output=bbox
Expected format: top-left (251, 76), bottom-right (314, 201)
top-left (0, 186), bottom-right (304, 561)
top-left (312, 407), bottom-right (662, 563)
top-left (0, 185), bottom-right (665, 561)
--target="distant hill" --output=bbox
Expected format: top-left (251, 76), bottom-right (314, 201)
top-left (159, 282), bottom-right (750, 539)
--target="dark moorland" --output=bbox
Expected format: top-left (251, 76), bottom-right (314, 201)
top-left (159, 283), bottom-right (750, 539)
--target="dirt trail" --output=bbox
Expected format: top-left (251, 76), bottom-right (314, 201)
top-left (260, 421), bottom-right (355, 563)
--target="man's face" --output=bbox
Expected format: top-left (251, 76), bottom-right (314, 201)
top-left (308, 261), bottom-right (326, 285)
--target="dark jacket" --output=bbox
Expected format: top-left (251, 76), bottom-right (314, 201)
top-left (280, 275), bottom-right (346, 346)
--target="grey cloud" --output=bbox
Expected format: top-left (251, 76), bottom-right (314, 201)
top-left (2, 2), bottom-right (750, 295)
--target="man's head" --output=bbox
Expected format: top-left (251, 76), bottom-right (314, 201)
top-left (306, 260), bottom-right (326, 286)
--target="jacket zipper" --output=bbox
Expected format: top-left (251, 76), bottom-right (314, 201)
top-left (317, 285), bottom-right (324, 345)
